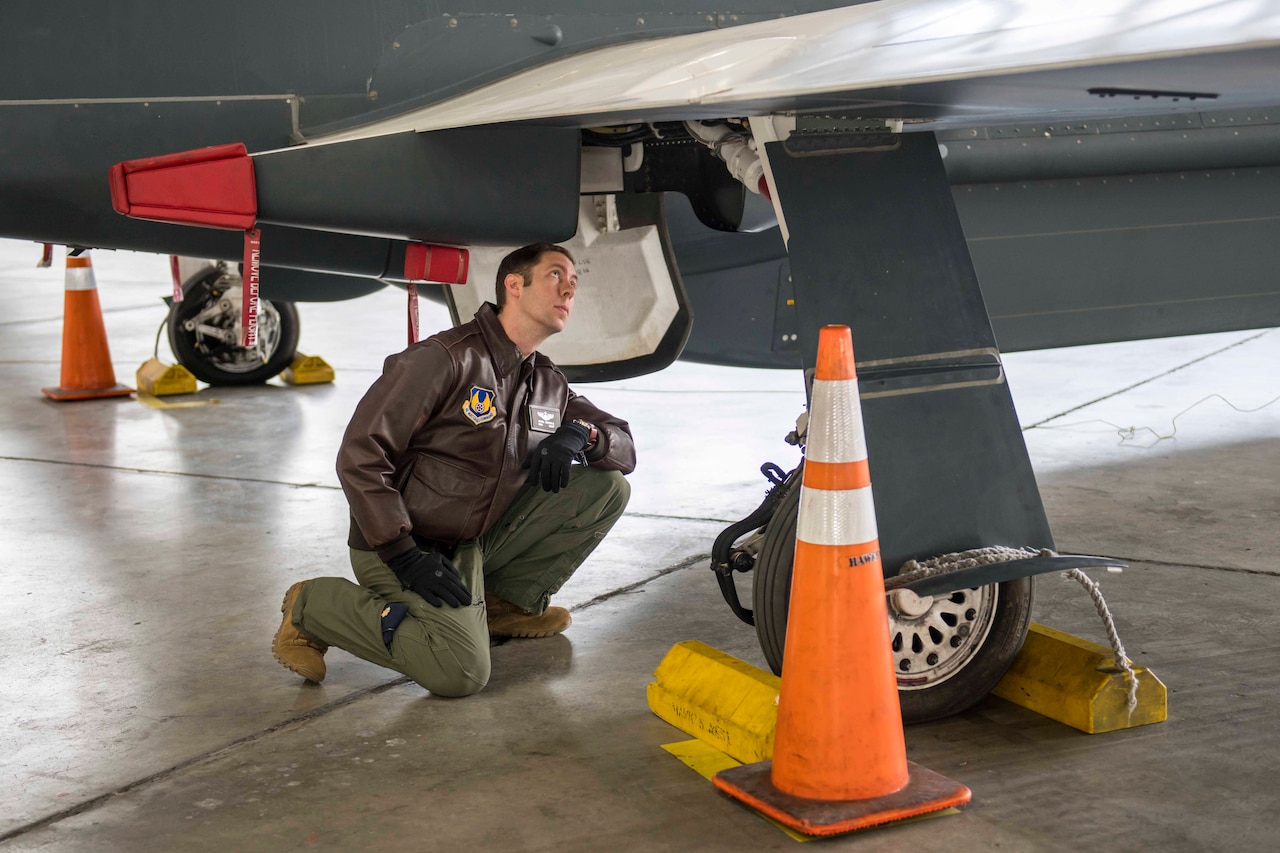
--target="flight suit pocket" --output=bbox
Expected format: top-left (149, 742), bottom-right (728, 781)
top-left (402, 454), bottom-right (487, 541)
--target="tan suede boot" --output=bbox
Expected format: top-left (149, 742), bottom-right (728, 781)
top-left (485, 592), bottom-right (571, 638)
top-left (272, 581), bottom-right (328, 682)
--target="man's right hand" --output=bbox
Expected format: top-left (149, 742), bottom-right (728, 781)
top-left (386, 549), bottom-right (470, 608)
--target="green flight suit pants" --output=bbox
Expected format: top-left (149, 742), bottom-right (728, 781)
top-left (290, 467), bottom-right (629, 697)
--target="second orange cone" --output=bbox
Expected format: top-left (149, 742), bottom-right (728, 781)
top-left (713, 325), bottom-right (970, 836)
top-left (41, 250), bottom-right (133, 402)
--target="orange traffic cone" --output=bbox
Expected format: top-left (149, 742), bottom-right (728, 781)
top-left (713, 325), bottom-right (970, 836)
top-left (41, 251), bottom-right (134, 401)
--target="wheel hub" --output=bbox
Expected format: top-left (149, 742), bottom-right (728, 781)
top-left (183, 277), bottom-right (283, 373)
top-left (888, 584), bottom-right (999, 688)
top-left (888, 588), bottom-right (934, 618)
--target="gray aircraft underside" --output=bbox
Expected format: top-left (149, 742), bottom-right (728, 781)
top-left (1, 0), bottom-right (1278, 373)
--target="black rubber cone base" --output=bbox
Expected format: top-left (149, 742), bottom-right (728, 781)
top-left (713, 759), bottom-right (971, 837)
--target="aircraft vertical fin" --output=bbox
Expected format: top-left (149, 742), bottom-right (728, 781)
top-left (764, 130), bottom-right (1054, 569)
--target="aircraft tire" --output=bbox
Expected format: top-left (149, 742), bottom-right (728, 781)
top-left (753, 465), bottom-right (1034, 724)
top-left (167, 265), bottom-right (300, 386)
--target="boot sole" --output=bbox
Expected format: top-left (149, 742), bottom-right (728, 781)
top-left (272, 583), bottom-right (326, 683)
top-left (488, 612), bottom-right (571, 639)
top-left (271, 647), bottom-right (325, 683)
top-left (490, 628), bottom-right (562, 639)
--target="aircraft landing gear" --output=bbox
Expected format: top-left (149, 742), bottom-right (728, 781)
top-left (744, 463), bottom-right (1035, 723)
top-left (711, 123), bottom-right (1058, 721)
top-left (168, 264), bottom-right (300, 385)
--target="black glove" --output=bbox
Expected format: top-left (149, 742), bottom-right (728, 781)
top-left (523, 422), bottom-right (591, 493)
top-left (386, 548), bottom-right (469, 608)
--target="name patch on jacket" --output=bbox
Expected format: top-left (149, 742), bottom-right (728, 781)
top-left (463, 386), bottom-right (497, 425)
top-left (529, 405), bottom-right (560, 434)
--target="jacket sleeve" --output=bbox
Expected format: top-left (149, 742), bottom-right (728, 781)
top-left (336, 343), bottom-right (452, 561)
top-left (565, 392), bottom-right (636, 474)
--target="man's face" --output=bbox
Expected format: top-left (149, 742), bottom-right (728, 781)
top-left (508, 252), bottom-right (577, 335)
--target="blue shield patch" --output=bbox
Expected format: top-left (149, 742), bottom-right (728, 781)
top-left (463, 385), bottom-right (497, 425)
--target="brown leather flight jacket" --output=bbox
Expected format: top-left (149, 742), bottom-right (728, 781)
top-left (337, 303), bottom-right (636, 562)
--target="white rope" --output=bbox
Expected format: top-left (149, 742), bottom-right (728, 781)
top-left (885, 545), bottom-right (1046, 590)
top-left (1064, 568), bottom-right (1139, 713)
top-left (887, 546), bottom-right (1140, 713)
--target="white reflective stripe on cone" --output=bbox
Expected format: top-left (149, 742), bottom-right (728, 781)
top-left (65, 269), bottom-right (96, 291)
top-left (796, 484), bottom-right (878, 547)
top-left (806, 377), bottom-right (868, 465)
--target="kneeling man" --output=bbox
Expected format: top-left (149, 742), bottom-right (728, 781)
top-left (272, 242), bottom-right (634, 696)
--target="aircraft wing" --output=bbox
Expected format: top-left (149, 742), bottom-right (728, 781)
top-left (112, 0), bottom-right (1280, 264)
top-left (296, 0), bottom-right (1280, 145)
top-left (8, 0), bottom-right (1280, 377)
top-left (90, 0), bottom-right (1280, 378)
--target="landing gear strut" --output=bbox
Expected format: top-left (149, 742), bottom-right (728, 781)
top-left (168, 264), bottom-right (300, 385)
top-left (710, 124), bottom-right (1057, 721)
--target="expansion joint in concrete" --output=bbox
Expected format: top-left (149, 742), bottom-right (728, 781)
top-left (0, 677), bottom-right (410, 843)
top-left (0, 549), bottom-right (707, 842)
top-left (1023, 328), bottom-right (1274, 430)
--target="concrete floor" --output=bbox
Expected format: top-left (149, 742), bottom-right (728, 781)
top-left (1, 238), bottom-right (1278, 851)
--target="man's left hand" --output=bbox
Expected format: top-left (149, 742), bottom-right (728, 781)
top-left (523, 422), bottom-right (590, 493)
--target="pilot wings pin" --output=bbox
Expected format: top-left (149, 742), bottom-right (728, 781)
top-left (529, 405), bottom-right (560, 433)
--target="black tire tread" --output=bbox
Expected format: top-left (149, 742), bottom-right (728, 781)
top-left (168, 266), bottom-right (300, 386)
top-left (752, 463), bottom-right (1034, 723)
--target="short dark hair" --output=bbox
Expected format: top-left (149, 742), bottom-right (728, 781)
top-left (494, 243), bottom-right (575, 312)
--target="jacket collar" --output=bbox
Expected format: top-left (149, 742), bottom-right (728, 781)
top-left (475, 302), bottom-right (533, 378)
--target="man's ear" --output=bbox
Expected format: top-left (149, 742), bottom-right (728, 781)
top-left (503, 273), bottom-right (523, 304)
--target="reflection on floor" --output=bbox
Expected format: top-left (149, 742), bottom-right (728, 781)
top-left (1, 240), bottom-right (1277, 851)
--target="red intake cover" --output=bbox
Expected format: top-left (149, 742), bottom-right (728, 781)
top-left (404, 243), bottom-right (470, 284)
top-left (109, 143), bottom-right (257, 230)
